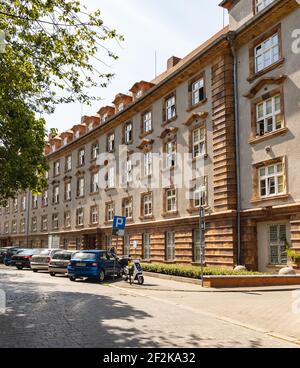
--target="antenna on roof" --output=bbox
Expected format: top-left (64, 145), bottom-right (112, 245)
top-left (155, 50), bottom-right (157, 78)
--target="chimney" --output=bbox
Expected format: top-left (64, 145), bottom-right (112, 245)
top-left (167, 56), bottom-right (181, 70)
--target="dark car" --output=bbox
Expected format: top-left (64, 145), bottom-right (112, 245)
top-left (3, 247), bottom-right (26, 266)
top-left (67, 250), bottom-right (121, 282)
top-left (13, 249), bottom-right (41, 270)
top-left (0, 248), bottom-right (7, 264)
top-left (48, 251), bottom-right (74, 276)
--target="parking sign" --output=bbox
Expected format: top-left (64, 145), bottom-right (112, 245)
top-left (112, 216), bottom-right (126, 236)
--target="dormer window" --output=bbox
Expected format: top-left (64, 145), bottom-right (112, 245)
top-left (255, 0), bottom-right (274, 13)
top-left (75, 131), bottom-right (80, 139)
top-left (136, 90), bottom-right (143, 99)
top-left (51, 144), bottom-right (56, 152)
top-left (63, 137), bottom-right (68, 146)
top-left (88, 123), bottom-right (93, 131)
top-left (118, 103), bottom-right (124, 112)
top-left (102, 113), bottom-right (108, 123)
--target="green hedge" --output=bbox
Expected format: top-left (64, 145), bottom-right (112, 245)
top-left (141, 263), bottom-right (262, 279)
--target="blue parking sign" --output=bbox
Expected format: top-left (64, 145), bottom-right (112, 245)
top-left (112, 216), bottom-right (126, 236)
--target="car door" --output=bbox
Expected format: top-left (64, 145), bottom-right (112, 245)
top-left (106, 252), bottom-right (118, 275)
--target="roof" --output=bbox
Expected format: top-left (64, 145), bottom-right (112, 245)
top-left (219, 0), bottom-right (239, 9)
top-left (151, 26), bottom-right (229, 85)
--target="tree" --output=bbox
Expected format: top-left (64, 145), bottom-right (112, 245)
top-left (0, 0), bottom-right (123, 202)
top-left (49, 127), bottom-right (58, 138)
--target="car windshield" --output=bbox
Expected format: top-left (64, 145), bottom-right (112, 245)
top-left (73, 252), bottom-right (97, 261)
top-left (52, 252), bottom-right (72, 260)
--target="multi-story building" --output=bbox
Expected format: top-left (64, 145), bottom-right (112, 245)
top-left (0, 0), bottom-right (299, 272)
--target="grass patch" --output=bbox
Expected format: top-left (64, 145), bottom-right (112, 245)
top-left (141, 263), bottom-right (262, 279)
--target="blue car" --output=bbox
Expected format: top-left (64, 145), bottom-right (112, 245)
top-left (67, 250), bottom-right (121, 282)
top-left (4, 248), bottom-right (26, 266)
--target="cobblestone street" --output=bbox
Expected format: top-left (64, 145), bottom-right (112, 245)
top-left (0, 265), bottom-right (299, 348)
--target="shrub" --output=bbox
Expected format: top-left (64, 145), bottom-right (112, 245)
top-left (141, 263), bottom-right (262, 279)
top-left (287, 250), bottom-right (300, 264)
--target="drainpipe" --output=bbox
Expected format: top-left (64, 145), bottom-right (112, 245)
top-left (228, 31), bottom-right (241, 266)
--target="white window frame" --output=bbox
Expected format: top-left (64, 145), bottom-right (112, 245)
top-left (42, 190), bottom-right (48, 206)
top-left (124, 122), bottom-right (133, 144)
top-left (255, 33), bottom-right (279, 73)
top-left (142, 233), bottom-right (151, 260)
top-left (269, 224), bottom-right (287, 265)
top-left (42, 216), bottom-right (48, 231)
top-left (123, 198), bottom-right (133, 219)
top-left (65, 155), bottom-right (72, 172)
top-left (4, 222), bottom-right (9, 234)
top-left (165, 140), bottom-right (176, 168)
top-left (256, 94), bottom-right (282, 136)
top-left (54, 160), bottom-right (60, 176)
top-left (76, 208), bottom-right (84, 226)
top-left (192, 78), bottom-right (204, 106)
top-left (52, 214), bottom-right (59, 230)
top-left (124, 159), bottom-right (133, 184)
top-left (255, 0), bottom-right (274, 13)
top-left (91, 172), bottom-right (99, 193)
top-left (53, 185), bottom-right (60, 204)
top-left (143, 193), bottom-right (152, 217)
top-left (166, 95), bottom-right (176, 121)
top-left (65, 182), bottom-right (71, 201)
top-left (144, 152), bottom-right (152, 176)
top-left (91, 143), bottom-right (99, 160)
top-left (20, 219), bottom-right (25, 234)
top-left (32, 194), bottom-right (38, 209)
top-left (78, 177), bottom-right (85, 197)
top-left (64, 211), bottom-right (71, 228)
top-left (166, 189), bottom-right (177, 213)
top-left (107, 202), bottom-right (114, 222)
top-left (259, 163), bottom-right (284, 198)
top-left (143, 111), bottom-right (152, 133)
top-left (13, 198), bottom-right (18, 212)
top-left (193, 178), bottom-right (207, 208)
top-left (91, 206), bottom-right (98, 225)
top-left (107, 166), bottom-right (115, 188)
top-left (192, 127), bottom-right (206, 158)
top-left (78, 149), bottom-right (85, 166)
top-left (12, 220), bottom-right (17, 234)
top-left (107, 133), bottom-right (115, 152)
top-left (21, 195), bottom-right (26, 211)
top-left (31, 217), bottom-right (37, 232)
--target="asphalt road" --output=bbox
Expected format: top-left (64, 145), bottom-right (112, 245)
top-left (0, 265), bottom-right (299, 348)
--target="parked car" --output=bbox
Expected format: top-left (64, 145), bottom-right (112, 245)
top-left (30, 249), bottom-right (61, 272)
top-left (67, 250), bottom-right (121, 282)
top-left (3, 247), bottom-right (26, 266)
top-left (0, 248), bottom-right (7, 264)
top-left (13, 249), bottom-right (41, 270)
top-left (48, 251), bottom-right (74, 276)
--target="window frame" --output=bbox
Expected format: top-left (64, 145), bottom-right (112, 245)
top-left (165, 231), bottom-right (175, 262)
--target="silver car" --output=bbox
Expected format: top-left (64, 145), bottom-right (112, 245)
top-left (30, 249), bottom-right (61, 272)
top-left (48, 251), bottom-right (74, 276)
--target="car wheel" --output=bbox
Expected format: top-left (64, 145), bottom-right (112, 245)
top-left (69, 276), bottom-right (76, 282)
top-left (16, 266), bottom-right (23, 270)
top-left (98, 270), bottom-right (105, 283)
top-left (50, 272), bottom-right (56, 277)
top-left (33, 269), bottom-right (38, 273)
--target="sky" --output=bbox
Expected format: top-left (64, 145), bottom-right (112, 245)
top-left (44, 0), bottom-right (228, 133)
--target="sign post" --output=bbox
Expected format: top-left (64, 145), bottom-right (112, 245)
top-left (112, 216), bottom-right (127, 281)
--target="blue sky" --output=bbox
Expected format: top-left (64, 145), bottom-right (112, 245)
top-left (44, 0), bottom-right (228, 132)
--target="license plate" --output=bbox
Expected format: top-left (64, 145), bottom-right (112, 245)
top-left (76, 262), bottom-right (86, 267)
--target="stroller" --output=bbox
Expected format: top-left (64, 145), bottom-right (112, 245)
top-left (121, 258), bottom-right (144, 285)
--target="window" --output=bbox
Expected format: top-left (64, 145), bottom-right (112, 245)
top-left (32, 194), bottom-right (38, 209)
top-left (88, 122), bottom-right (93, 131)
top-left (65, 155), bottom-right (72, 172)
top-left (142, 111), bottom-right (152, 134)
top-left (255, 33), bottom-right (279, 73)
top-left (77, 177), bottom-right (85, 197)
top-left (51, 144), bottom-right (56, 152)
top-left (269, 224), bottom-right (287, 265)
top-left (256, 94), bottom-right (282, 136)
top-left (165, 95), bottom-right (176, 121)
top-left (41, 215), bottom-right (48, 231)
top-left (53, 185), bottom-right (60, 204)
top-left (76, 208), bottom-right (84, 226)
top-left (54, 160), bottom-right (60, 176)
top-left (52, 214), bottom-right (59, 230)
top-left (142, 193), bottom-right (153, 217)
top-left (12, 220), bottom-right (17, 234)
top-left (259, 163), bottom-right (284, 198)
top-left (106, 202), bottom-right (114, 222)
top-left (64, 211), bottom-right (71, 228)
top-left (4, 221), bottom-right (9, 234)
top-left (42, 190), bottom-right (48, 207)
top-left (192, 127), bottom-right (206, 158)
top-left (142, 233), bottom-right (151, 260)
top-left (90, 206), bottom-right (98, 225)
top-left (107, 133), bottom-right (115, 152)
top-left (124, 159), bottom-right (133, 184)
top-left (123, 197), bottom-right (133, 219)
top-left (91, 143), bottom-right (99, 160)
top-left (20, 219), bottom-right (25, 234)
top-left (78, 148), bottom-right (85, 166)
top-left (144, 152), bottom-right (152, 176)
top-left (136, 90), bottom-right (143, 99)
top-left (5, 202), bottom-right (10, 214)
top-left (31, 217), bottom-right (37, 232)
top-left (166, 189), bottom-right (177, 213)
top-left (63, 137), bottom-right (68, 146)
top-left (118, 103), bottom-right (125, 112)
top-left (124, 122), bottom-right (133, 144)
top-left (193, 177), bottom-right (207, 208)
top-left (124, 234), bottom-right (130, 256)
top-left (13, 198), bottom-right (18, 212)
top-left (165, 140), bottom-right (176, 168)
top-left (102, 113), bottom-right (109, 123)
top-left (165, 231), bottom-right (175, 261)
top-left (107, 166), bottom-right (115, 188)
top-left (21, 195), bottom-right (26, 211)
top-left (191, 78), bottom-right (204, 106)
top-left (64, 182), bottom-right (71, 201)
top-left (193, 229), bottom-right (203, 263)
top-left (255, 0), bottom-right (274, 13)
top-left (91, 172), bottom-right (99, 193)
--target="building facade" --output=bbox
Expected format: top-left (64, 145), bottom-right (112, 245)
top-left (0, 0), bottom-right (299, 271)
